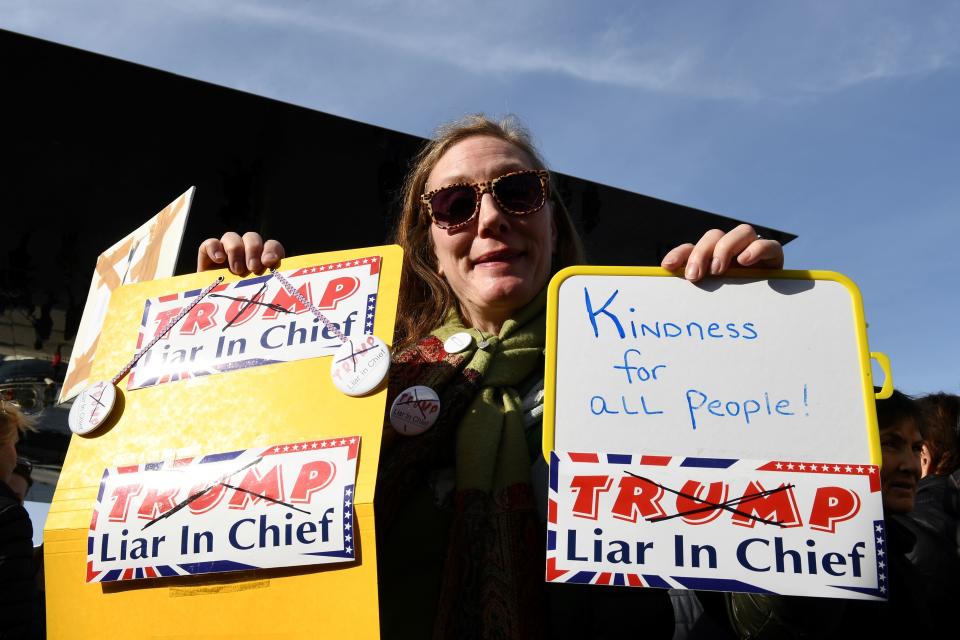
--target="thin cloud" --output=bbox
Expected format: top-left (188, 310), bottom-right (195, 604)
top-left (213, 2), bottom-right (759, 99)
top-left (215, 1), bottom-right (960, 100)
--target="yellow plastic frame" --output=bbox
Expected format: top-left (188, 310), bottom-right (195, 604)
top-left (542, 266), bottom-right (890, 465)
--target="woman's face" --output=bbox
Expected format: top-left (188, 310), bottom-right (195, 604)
top-left (426, 136), bottom-right (557, 331)
top-left (879, 417), bottom-right (922, 514)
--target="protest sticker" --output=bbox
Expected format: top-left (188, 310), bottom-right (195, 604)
top-left (87, 436), bottom-right (360, 582)
top-left (127, 256), bottom-right (382, 390)
top-left (543, 267), bottom-right (893, 599)
top-left (546, 452), bottom-right (887, 599)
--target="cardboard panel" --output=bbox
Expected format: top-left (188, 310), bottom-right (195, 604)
top-left (61, 187), bottom-right (193, 403)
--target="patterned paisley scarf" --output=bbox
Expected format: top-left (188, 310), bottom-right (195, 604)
top-left (376, 288), bottom-right (548, 639)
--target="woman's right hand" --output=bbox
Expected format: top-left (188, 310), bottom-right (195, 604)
top-left (197, 232), bottom-right (286, 275)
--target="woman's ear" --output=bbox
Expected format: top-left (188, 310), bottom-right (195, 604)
top-left (920, 443), bottom-right (933, 476)
top-left (435, 249), bottom-right (445, 277)
top-left (427, 229), bottom-right (444, 277)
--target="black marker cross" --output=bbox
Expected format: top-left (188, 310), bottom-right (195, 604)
top-left (142, 456), bottom-right (265, 531)
top-left (217, 282), bottom-right (292, 331)
top-left (89, 387), bottom-right (108, 409)
top-left (213, 292), bottom-right (290, 315)
top-left (394, 388), bottom-right (429, 420)
top-left (335, 343), bottom-right (380, 371)
top-left (219, 482), bottom-right (310, 515)
top-left (624, 471), bottom-right (793, 527)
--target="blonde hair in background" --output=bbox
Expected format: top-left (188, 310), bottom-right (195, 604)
top-left (390, 114), bottom-right (585, 351)
top-left (0, 401), bottom-right (36, 448)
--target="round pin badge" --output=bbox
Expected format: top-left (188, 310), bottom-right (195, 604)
top-left (390, 385), bottom-right (441, 436)
top-left (443, 332), bottom-right (473, 354)
top-left (68, 381), bottom-right (117, 436)
top-left (330, 335), bottom-right (391, 397)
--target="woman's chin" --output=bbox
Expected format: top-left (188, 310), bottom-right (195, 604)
top-left (883, 489), bottom-right (916, 514)
top-left (455, 269), bottom-right (551, 329)
top-left (474, 280), bottom-right (538, 313)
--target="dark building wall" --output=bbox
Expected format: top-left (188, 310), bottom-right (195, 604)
top-left (1, 28), bottom-right (794, 357)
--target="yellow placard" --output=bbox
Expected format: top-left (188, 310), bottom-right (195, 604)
top-left (46, 246), bottom-right (402, 639)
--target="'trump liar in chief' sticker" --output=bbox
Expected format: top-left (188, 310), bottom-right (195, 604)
top-left (87, 437), bottom-right (361, 582)
top-left (127, 257), bottom-right (384, 391)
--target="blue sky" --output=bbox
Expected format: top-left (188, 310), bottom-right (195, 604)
top-left (4, 1), bottom-right (958, 395)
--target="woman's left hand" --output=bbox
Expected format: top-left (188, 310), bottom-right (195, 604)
top-left (661, 224), bottom-right (784, 282)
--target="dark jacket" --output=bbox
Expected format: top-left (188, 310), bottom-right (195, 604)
top-left (0, 481), bottom-right (41, 639)
top-left (903, 472), bottom-right (960, 629)
top-left (724, 516), bottom-right (935, 638)
top-left (909, 471), bottom-right (960, 551)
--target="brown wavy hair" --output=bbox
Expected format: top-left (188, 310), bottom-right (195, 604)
top-left (389, 114), bottom-right (585, 351)
top-left (917, 392), bottom-right (960, 476)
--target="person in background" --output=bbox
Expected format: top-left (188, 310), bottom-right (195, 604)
top-left (198, 114), bottom-right (785, 639)
top-left (725, 389), bottom-right (934, 638)
top-left (905, 392), bottom-right (960, 624)
top-left (7, 460), bottom-right (32, 503)
top-left (7, 457), bottom-right (45, 600)
top-left (915, 392), bottom-right (960, 523)
top-left (0, 401), bottom-right (42, 639)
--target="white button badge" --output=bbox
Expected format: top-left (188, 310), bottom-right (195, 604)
top-left (330, 335), bottom-right (391, 397)
top-left (68, 381), bottom-right (118, 436)
top-left (443, 332), bottom-right (473, 354)
top-left (389, 385), bottom-right (441, 436)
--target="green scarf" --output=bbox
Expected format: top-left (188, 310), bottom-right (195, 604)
top-left (377, 289), bottom-right (548, 639)
top-left (432, 292), bottom-right (546, 494)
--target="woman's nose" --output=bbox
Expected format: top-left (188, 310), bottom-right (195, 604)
top-left (898, 449), bottom-right (920, 474)
top-left (476, 192), bottom-right (509, 236)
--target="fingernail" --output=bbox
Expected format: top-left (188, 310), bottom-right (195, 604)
top-left (740, 250), bottom-right (753, 263)
top-left (685, 264), bottom-right (700, 280)
top-left (711, 258), bottom-right (721, 275)
top-left (232, 261), bottom-right (242, 272)
top-left (247, 259), bottom-right (257, 271)
top-left (263, 252), bottom-right (277, 262)
top-left (663, 257), bottom-right (676, 268)
top-left (214, 251), bottom-right (225, 261)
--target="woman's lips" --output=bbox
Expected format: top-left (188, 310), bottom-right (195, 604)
top-left (887, 480), bottom-right (916, 493)
top-left (473, 249), bottom-right (523, 266)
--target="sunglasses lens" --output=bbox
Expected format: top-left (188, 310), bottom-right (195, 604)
top-left (430, 185), bottom-right (478, 228)
top-left (494, 172), bottom-right (545, 213)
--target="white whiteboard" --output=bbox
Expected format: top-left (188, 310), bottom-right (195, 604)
top-left (547, 269), bottom-right (880, 464)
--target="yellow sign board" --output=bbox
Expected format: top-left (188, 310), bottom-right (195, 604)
top-left (46, 246), bottom-right (402, 639)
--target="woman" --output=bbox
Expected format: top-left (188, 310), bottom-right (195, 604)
top-left (908, 393), bottom-right (960, 627)
top-left (198, 115), bottom-right (784, 638)
top-left (916, 392), bottom-right (960, 479)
